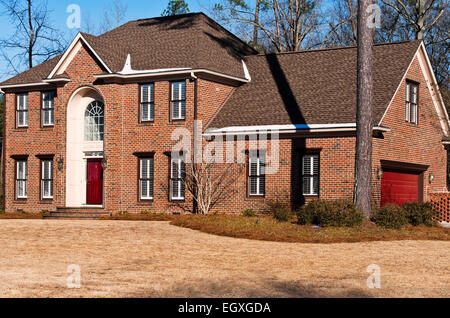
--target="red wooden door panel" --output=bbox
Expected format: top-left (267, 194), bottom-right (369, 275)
top-left (381, 171), bottom-right (419, 207)
top-left (86, 160), bottom-right (103, 204)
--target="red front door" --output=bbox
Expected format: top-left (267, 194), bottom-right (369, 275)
top-left (381, 171), bottom-right (419, 207)
top-left (87, 159), bottom-right (103, 205)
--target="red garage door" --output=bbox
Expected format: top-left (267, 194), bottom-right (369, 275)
top-left (381, 171), bottom-right (419, 207)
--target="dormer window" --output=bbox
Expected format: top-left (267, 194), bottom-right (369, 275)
top-left (405, 81), bottom-right (418, 124)
top-left (171, 81), bottom-right (186, 120)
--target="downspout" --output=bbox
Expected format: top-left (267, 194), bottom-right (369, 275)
top-left (191, 71), bottom-right (199, 214)
top-left (1, 91), bottom-right (6, 212)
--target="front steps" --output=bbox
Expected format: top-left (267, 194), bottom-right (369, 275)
top-left (43, 207), bottom-right (111, 220)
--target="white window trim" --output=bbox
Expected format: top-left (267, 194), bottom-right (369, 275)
top-left (16, 93), bottom-right (28, 128)
top-left (248, 154), bottom-right (265, 196)
top-left (42, 91), bottom-right (55, 127)
top-left (171, 81), bottom-right (186, 120)
top-left (302, 154), bottom-right (319, 196)
top-left (170, 157), bottom-right (185, 200)
top-left (140, 84), bottom-right (154, 122)
top-left (139, 158), bottom-right (154, 200)
top-left (16, 160), bottom-right (28, 199)
top-left (41, 160), bottom-right (53, 199)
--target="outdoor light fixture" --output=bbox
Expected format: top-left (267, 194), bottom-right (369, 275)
top-left (429, 173), bottom-right (435, 184)
top-left (101, 156), bottom-right (108, 170)
top-left (377, 167), bottom-right (383, 180)
top-left (57, 157), bottom-right (64, 171)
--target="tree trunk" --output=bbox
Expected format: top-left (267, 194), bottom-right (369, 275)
top-left (415, 0), bottom-right (425, 40)
top-left (27, 0), bottom-right (34, 68)
top-left (354, 0), bottom-right (374, 219)
top-left (253, 0), bottom-right (261, 46)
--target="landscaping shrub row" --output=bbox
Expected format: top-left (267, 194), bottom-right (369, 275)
top-left (296, 199), bottom-right (363, 227)
top-left (244, 199), bottom-right (439, 229)
top-left (371, 202), bottom-right (436, 229)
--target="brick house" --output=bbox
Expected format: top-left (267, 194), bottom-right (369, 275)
top-left (0, 13), bottom-right (448, 215)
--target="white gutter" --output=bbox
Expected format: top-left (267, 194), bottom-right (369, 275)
top-left (0, 82), bottom-right (51, 90)
top-left (42, 78), bottom-right (71, 83)
top-left (204, 123), bottom-right (390, 136)
top-left (95, 68), bottom-right (249, 83)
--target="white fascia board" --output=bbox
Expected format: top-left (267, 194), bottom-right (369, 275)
top-left (417, 42), bottom-right (450, 136)
top-left (0, 82), bottom-right (51, 90)
top-left (47, 33), bottom-right (112, 79)
top-left (95, 68), bottom-right (249, 83)
top-left (204, 123), bottom-right (390, 136)
top-left (42, 78), bottom-right (71, 83)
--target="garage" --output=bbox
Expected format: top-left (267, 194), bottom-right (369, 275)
top-left (380, 160), bottom-right (427, 207)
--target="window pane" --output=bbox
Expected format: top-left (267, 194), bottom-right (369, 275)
top-left (259, 175), bottom-right (265, 195)
top-left (303, 156), bottom-right (311, 175)
top-left (303, 177), bottom-right (311, 195)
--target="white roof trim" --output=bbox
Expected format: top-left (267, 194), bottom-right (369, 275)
top-left (95, 68), bottom-right (249, 83)
top-left (42, 78), bottom-right (71, 83)
top-left (47, 33), bottom-right (112, 79)
top-left (203, 123), bottom-right (390, 136)
top-left (0, 82), bottom-right (50, 89)
top-left (417, 42), bottom-right (450, 136)
top-left (118, 54), bottom-right (191, 75)
top-left (242, 60), bottom-right (251, 82)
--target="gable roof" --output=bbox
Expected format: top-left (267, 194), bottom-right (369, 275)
top-left (0, 13), bottom-right (256, 87)
top-left (209, 40), bottom-right (422, 129)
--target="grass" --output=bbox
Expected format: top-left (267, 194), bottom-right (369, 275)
top-left (100, 213), bottom-right (450, 244)
top-left (0, 213), bottom-right (43, 219)
top-left (0, 219), bottom-right (449, 297)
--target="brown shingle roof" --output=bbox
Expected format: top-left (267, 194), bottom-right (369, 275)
top-left (0, 13), bottom-right (256, 86)
top-left (0, 55), bottom-right (62, 86)
top-left (209, 40), bottom-right (422, 128)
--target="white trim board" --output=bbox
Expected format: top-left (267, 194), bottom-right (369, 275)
top-left (47, 33), bottom-right (112, 79)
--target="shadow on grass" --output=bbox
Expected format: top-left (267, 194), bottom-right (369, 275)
top-left (129, 277), bottom-right (373, 298)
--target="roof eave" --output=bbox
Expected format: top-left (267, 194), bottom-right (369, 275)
top-left (94, 68), bottom-right (249, 85)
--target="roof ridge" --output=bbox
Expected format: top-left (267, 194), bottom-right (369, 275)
top-left (249, 39), bottom-right (422, 57)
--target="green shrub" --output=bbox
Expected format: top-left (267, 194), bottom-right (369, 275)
top-left (140, 210), bottom-right (153, 215)
top-left (40, 210), bottom-right (51, 217)
top-left (117, 211), bottom-right (129, 216)
top-left (372, 204), bottom-right (408, 229)
top-left (0, 210), bottom-right (5, 215)
top-left (266, 201), bottom-right (292, 222)
top-left (402, 202), bottom-right (436, 227)
top-left (296, 199), bottom-right (363, 227)
top-left (241, 208), bottom-right (256, 217)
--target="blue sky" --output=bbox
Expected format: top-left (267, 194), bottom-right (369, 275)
top-left (0, 0), bottom-right (207, 81)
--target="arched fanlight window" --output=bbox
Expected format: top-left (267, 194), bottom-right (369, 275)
top-left (84, 101), bottom-right (104, 141)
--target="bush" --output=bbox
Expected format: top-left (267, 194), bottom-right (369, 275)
top-left (117, 211), bottom-right (129, 216)
top-left (372, 204), bottom-right (408, 229)
top-left (402, 202), bottom-right (436, 227)
top-left (266, 201), bottom-right (292, 222)
top-left (296, 199), bottom-right (363, 227)
top-left (40, 210), bottom-right (51, 217)
top-left (241, 209), bottom-right (256, 217)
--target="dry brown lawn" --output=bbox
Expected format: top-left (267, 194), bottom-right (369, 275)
top-left (0, 219), bottom-right (448, 298)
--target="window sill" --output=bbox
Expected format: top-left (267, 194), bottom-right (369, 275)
top-left (246, 195), bottom-right (265, 200)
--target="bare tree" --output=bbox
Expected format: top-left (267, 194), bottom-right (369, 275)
top-left (0, 0), bottom-right (66, 75)
top-left (212, 0), bottom-right (324, 52)
top-left (382, 0), bottom-right (446, 40)
top-left (321, 0), bottom-right (358, 47)
top-left (184, 161), bottom-right (244, 215)
top-left (99, 0), bottom-right (128, 34)
top-left (354, 0), bottom-right (374, 219)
